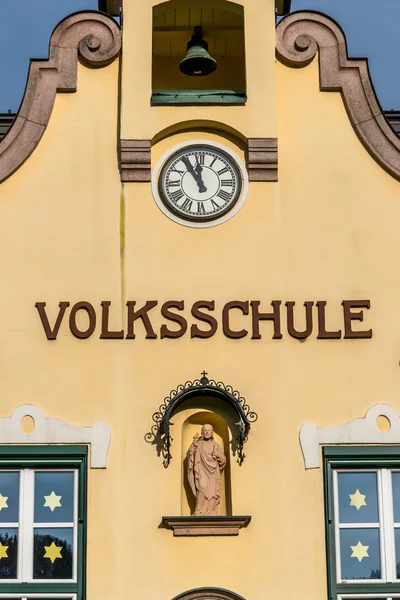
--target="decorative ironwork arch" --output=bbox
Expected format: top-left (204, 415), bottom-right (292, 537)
top-left (171, 587), bottom-right (246, 600)
top-left (145, 372), bottom-right (258, 468)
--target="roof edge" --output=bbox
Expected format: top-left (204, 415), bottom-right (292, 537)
top-left (0, 11), bottom-right (121, 185)
top-left (276, 11), bottom-right (400, 183)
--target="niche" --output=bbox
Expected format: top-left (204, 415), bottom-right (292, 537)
top-left (148, 372), bottom-right (256, 535)
top-left (181, 409), bottom-right (232, 516)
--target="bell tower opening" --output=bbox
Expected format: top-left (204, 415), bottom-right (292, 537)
top-left (152, 0), bottom-right (246, 105)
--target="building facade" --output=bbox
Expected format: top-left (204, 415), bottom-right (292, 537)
top-left (0, 2), bottom-right (400, 600)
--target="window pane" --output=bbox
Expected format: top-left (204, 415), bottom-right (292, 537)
top-left (0, 472), bottom-right (19, 523)
top-left (0, 528), bottom-right (18, 579)
top-left (33, 527), bottom-right (73, 579)
top-left (394, 527), bottom-right (400, 578)
top-left (337, 472), bottom-right (379, 523)
top-left (339, 528), bottom-right (381, 580)
top-left (34, 472), bottom-right (74, 523)
top-left (392, 472), bottom-right (400, 522)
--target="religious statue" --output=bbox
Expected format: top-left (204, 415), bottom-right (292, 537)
top-left (187, 423), bottom-right (227, 515)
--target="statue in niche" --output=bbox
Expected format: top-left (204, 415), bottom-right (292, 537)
top-left (187, 423), bottom-right (227, 515)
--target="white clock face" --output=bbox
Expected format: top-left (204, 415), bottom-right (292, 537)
top-left (158, 144), bottom-right (243, 222)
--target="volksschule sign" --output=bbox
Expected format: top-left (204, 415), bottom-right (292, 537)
top-left (35, 299), bottom-right (373, 341)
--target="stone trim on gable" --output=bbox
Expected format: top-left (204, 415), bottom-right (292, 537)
top-left (0, 404), bottom-right (111, 468)
top-left (247, 138), bottom-right (278, 181)
top-left (0, 11), bottom-right (121, 185)
top-left (300, 404), bottom-right (400, 469)
top-left (276, 11), bottom-right (400, 183)
top-left (120, 140), bottom-right (152, 182)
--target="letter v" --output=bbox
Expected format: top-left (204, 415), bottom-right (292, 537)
top-left (35, 302), bottom-right (70, 340)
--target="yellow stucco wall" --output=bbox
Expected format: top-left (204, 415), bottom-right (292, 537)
top-left (1, 8), bottom-right (400, 600)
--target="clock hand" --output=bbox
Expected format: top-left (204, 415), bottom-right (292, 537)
top-left (182, 156), bottom-right (207, 193)
top-left (195, 166), bottom-right (207, 193)
top-left (194, 154), bottom-right (204, 185)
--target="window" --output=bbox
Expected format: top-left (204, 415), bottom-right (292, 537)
top-left (324, 447), bottom-right (400, 600)
top-left (0, 446), bottom-right (87, 600)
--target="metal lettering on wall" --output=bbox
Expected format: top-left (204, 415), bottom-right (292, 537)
top-left (34, 300), bottom-right (373, 341)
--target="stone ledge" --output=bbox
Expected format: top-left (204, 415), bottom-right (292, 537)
top-left (161, 515), bottom-right (251, 536)
top-left (247, 138), bottom-right (278, 182)
top-left (120, 139), bottom-right (151, 182)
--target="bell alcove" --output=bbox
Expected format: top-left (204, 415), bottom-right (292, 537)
top-left (151, 0), bottom-right (246, 105)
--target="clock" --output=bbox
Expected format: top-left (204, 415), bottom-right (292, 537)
top-left (152, 142), bottom-right (248, 227)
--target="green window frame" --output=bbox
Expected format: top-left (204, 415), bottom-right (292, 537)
top-left (0, 445), bottom-right (87, 600)
top-left (324, 446), bottom-right (400, 600)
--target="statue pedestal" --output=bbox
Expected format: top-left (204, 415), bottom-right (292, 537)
top-left (161, 515), bottom-right (251, 536)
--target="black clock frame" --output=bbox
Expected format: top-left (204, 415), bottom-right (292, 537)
top-left (158, 143), bottom-right (243, 222)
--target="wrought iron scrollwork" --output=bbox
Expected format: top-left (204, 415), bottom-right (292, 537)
top-left (144, 372), bottom-right (258, 468)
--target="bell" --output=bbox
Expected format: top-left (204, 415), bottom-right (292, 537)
top-left (180, 26), bottom-right (217, 77)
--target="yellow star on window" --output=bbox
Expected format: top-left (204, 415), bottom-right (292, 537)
top-left (43, 491), bottom-right (62, 512)
top-left (0, 543), bottom-right (8, 560)
top-left (349, 489), bottom-right (367, 510)
top-left (0, 494), bottom-right (8, 511)
top-left (43, 541), bottom-right (62, 563)
top-left (351, 541), bottom-right (369, 562)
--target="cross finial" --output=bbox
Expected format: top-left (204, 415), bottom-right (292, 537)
top-left (200, 371), bottom-right (209, 385)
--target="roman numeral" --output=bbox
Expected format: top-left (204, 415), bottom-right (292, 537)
top-left (217, 190), bottom-right (231, 202)
top-left (210, 199), bottom-right (220, 210)
top-left (181, 198), bottom-right (193, 212)
top-left (171, 190), bottom-right (184, 202)
top-left (171, 166), bottom-right (184, 175)
top-left (217, 167), bottom-right (229, 175)
top-left (196, 154), bottom-right (205, 165)
top-left (197, 202), bottom-right (205, 214)
top-left (209, 157), bottom-right (217, 168)
top-left (221, 179), bottom-right (233, 186)
top-left (167, 180), bottom-right (181, 187)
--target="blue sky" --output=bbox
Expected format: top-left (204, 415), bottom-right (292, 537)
top-left (0, 0), bottom-right (399, 112)
top-left (290, 0), bottom-right (400, 110)
top-left (0, 0), bottom-right (98, 113)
